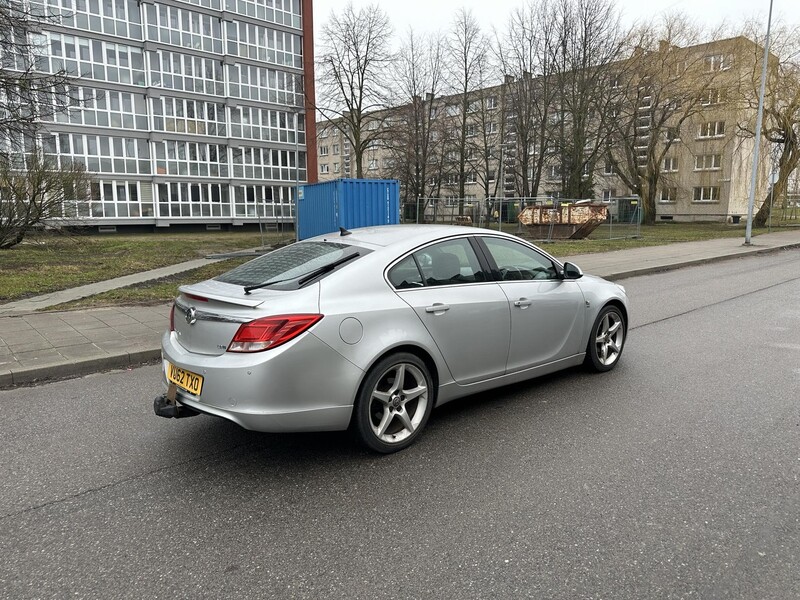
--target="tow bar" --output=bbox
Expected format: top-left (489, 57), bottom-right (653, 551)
top-left (153, 384), bottom-right (200, 419)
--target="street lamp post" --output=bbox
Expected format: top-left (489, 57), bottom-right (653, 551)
top-left (744, 0), bottom-right (774, 245)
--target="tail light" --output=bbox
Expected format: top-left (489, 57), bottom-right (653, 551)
top-left (169, 302), bottom-right (175, 332)
top-left (228, 314), bottom-right (323, 353)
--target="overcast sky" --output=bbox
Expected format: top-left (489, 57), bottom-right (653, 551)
top-left (312, 0), bottom-right (799, 43)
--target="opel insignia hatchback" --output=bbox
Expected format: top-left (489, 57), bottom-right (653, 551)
top-left (155, 225), bottom-right (628, 453)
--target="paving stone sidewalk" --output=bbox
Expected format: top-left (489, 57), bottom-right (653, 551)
top-left (1, 229), bottom-right (799, 388)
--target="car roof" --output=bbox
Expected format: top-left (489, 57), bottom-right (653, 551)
top-left (310, 224), bottom-right (505, 250)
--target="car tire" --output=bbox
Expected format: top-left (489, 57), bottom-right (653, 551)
top-left (584, 305), bottom-right (626, 372)
top-left (353, 353), bottom-right (434, 453)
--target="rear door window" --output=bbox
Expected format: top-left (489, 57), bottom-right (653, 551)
top-left (387, 255), bottom-right (424, 289)
top-left (413, 238), bottom-right (485, 287)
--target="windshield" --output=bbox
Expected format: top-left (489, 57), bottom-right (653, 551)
top-left (215, 241), bottom-right (362, 289)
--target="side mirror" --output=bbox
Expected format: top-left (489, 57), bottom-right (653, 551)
top-left (562, 262), bottom-right (583, 279)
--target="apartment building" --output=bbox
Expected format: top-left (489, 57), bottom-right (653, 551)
top-left (29, 0), bottom-right (316, 228)
top-left (316, 36), bottom-right (775, 222)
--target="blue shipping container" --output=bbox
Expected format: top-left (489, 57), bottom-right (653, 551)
top-left (296, 178), bottom-right (400, 240)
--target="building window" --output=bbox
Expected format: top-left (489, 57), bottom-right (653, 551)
top-left (225, 20), bottom-right (302, 68)
top-left (332, 144), bottom-right (340, 155)
top-left (319, 145), bottom-right (329, 156)
top-left (319, 129), bottom-right (329, 138)
top-left (333, 162), bottom-right (340, 173)
top-left (465, 171), bottom-right (477, 184)
top-left (320, 163), bottom-right (329, 174)
top-left (659, 187), bottom-right (677, 203)
top-left (368, 158), bottom-right (378, 170)
top-left (662, 157), bottom-right (679, 173)
top-left (669, 60), bottom-right (687, 77)
top-left (548, 164), bottom-right (561, 179)
top-left (146, 4), bottom-right (223, 54)
top-left (693, 186), bottom-right (720, 202)
top-left (231, 146), bottom-right (298, 181)
top-left (229, 106), bottom-right (303, 144)
top-left (486, 96), bottom-right (497, 110)
top-left (151, 50), bottom-right (225, 96)
top-left (699, 121), bottom-right (725, 138)
top-left (694, 154), bottom-right (721, 171)
top-left (603, 159), bottom-right (615, 175)
top-left (485, 122), bottom-right (497, 134)
top-left (153, 97), bottom-right (227, 137)
top-left (664, 127), bottom-right (680, 142)
top-left (704, 54), bottom-right (730, 71)
top-left (602, 189), bottom-right (617, 202)
top-left (43, 32), bottom-right (146, 86)
top-left (225, 63), bottom-right (303, 107)
top-left (701, 88), bottom-right (725, 106)
top-left (465, 124), bottom-right (477, 138)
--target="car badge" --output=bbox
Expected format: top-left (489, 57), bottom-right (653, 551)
top-left (185, 306), bottom-right (197, 325)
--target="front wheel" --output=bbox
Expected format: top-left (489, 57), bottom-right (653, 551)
top-left (584, 305), bottom-right (626, 372)
top-left (353, 353), bottom-right (434, 453)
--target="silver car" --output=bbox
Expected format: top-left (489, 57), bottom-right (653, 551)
top-left (155, 225), bottom-right (628, 453)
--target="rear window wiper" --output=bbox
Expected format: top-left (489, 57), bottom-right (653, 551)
top-left (243, 252), bottom-right (360, 295)
top-left (297, 252), bottom-right (360, 286)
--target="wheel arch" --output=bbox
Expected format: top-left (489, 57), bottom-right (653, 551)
top-left (602, 299), bottom-right (628, 333)
top-left (349, 344), bottom-right (440, 428)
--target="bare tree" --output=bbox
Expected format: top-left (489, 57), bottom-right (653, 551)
top-left (0, 0), bottom-right (94, 247)
top-left (383, 29), bottom-right (447, 216)
top-left (737, 21), bottom-right (800, 227)
top-left (608, 15), bottom-right (728, 224)
top-left (316, 2), bottom-right (394, 178)
top-left (495, 0), bottom-right (561, 200)
top-left (550, 0), bottom-right (627, 199)
top-left (445, 8), bottom-right (488, 214)
top-left (0, 1), bottom-right (72, 148)
top-left (0, 151), bottom-right (91, 248)
top-left (466, 85), bottom-right (503, 203)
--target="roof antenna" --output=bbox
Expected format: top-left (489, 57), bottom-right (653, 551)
top-left (339, 227), bottom-right (352, 236)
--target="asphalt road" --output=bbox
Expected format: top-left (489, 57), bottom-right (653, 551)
top-left (1, 250), bottom-right (799, 599)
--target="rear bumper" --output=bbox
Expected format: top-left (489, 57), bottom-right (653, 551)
top-left (160, 330), bottom-right (363, 433)
top-left (168, 390), bottom-right (354, 432)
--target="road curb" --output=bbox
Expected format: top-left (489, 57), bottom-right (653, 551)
top-left (602, 241), bottom-right (800, 281)
top-left (1, 349), bottom-right (162, 388)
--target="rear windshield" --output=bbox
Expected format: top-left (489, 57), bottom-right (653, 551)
top-left (215, 241), bottom-right (363, 289)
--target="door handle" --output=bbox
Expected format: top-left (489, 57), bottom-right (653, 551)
top-left (513, 298), bottom-right (532, 308)
top-left (425, 303), bottom-right (450, 313)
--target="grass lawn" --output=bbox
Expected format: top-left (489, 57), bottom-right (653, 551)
top-left (542, 221), bottom-right (775, 256)
top-left (0, 229), bottom-right (292, 302)
top-left (44, 258), bottom-right (254, 311)
top-left (0, 221), bottom-right (789, 311)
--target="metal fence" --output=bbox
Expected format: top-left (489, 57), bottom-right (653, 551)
top-left (403, 196), bottom-right (642, 241)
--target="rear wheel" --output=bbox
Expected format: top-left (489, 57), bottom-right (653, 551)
top-left (353, 353), bottom-right (433, 453)
top-left (584, 305), bottom-right (625, 372)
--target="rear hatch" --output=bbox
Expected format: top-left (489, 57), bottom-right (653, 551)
top-left (171, 240), bottom-right (367, 356)
top-left (172, 280), bottom-right (320, 356)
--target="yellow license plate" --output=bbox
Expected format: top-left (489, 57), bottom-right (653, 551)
top-left (166, 362), bottom-right (204, 396)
